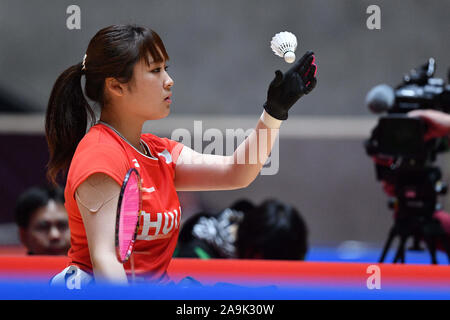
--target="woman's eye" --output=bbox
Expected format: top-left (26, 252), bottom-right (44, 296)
top-left (151, 66), bottom-right (169, 73)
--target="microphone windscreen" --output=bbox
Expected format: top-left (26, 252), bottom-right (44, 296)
top-left (365, 84), bottom-right (395, 114)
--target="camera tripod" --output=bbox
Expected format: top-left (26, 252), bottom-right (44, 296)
top-left (376, 165), bottom-right (450, 264)
top-left (379, 212), bottom-right (450, 264)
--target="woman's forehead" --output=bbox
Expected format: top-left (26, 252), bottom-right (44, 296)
top-left (143, 48), bottom-right (168, 66)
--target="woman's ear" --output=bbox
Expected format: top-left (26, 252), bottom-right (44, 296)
top-left (104, 77), bottom-right (126, 98)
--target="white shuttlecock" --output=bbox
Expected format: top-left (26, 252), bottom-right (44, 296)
top-left (270, 31), bottom-right (298, 63)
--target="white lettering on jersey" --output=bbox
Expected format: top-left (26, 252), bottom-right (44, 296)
top-left (138, 212), bottom-right (162, 239)
top-left (137, 206), bottom-right (181, 241)
top-left (173, 209), bottom-right (179, 229)
top-left (132, 159), bottom-right (140, 168)
top-left (142, 187), bottom-right (155, 193)
top-left (162, 211), bottom-right (175, 234)
top-left (158, 149), bottom-right (172, 164)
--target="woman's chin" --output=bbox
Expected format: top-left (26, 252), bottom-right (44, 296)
top-left (149, 109), bottom-right (170, 120)
top-left (162, 107), bottom-right (171, 118)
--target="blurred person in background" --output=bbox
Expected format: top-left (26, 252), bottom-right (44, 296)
top-left (175, 198), bottom-right (308, 260)
top-left (14, 186), bottom-right (70, 255)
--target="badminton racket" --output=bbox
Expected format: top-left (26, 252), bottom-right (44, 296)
top-left (115, 168), bottom-right (142, 281)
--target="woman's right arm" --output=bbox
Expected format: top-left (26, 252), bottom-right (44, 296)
top-left (75, 173), bottom-right (128, 284)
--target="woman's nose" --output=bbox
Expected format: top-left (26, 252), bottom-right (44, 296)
top-left (164, 75), bottom-right (174, 89)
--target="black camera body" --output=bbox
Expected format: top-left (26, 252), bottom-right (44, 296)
top-left (365, 59), bottom-right (450, 215)
top-left (367, 115), bottom-right (429, 160)
top-left (365, 58), bottom-right (450, 164)
top-left (395, 73), bottom-right (450, 113)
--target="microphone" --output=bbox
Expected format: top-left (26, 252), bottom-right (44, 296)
top-left (366, 84), bottom-right (395, 114)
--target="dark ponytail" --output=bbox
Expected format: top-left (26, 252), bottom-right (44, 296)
top-left (45, 24), bottom-right (169, 185)
top-left (45, 62), bottom-right (94, 185)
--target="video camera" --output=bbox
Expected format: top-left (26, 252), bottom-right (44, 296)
top-left (365, 58), bottom-right (450, 172)
top-left (364, 59), bottom-right (450, 264)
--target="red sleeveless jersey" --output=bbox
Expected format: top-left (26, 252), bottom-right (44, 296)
top-left (64, 123), bottom-right (184, 283)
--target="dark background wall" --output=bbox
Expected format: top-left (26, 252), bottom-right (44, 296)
top-left (1, 0), bottom-right (449, 115)
top-left (1, 0), bottom-right (449, 248)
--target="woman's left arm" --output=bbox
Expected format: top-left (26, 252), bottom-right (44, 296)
top-left (174, 51), bottom-right (317, 191)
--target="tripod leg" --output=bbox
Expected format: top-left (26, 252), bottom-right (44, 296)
top-left (424, 237), bottom-right (438, 264)
top-left (438, 235), bottom-right (450, 265)
top-left (444, 239), bottom-right (450, 265)
top-left (379, 226), bottom-right (396, 263)
top-left (432, 219), bottom-right (450, 265)
top-left (393, 235), bottom-right (407, 264)
top-left (400, 237), bottom-right (407, 263)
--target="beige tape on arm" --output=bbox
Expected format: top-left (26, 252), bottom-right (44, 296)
top-left (260, 110), bottom-right (283, 129)
top-left (75, 173), bottom-right (121, 213)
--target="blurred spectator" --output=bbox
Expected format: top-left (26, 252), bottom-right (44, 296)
top-left (175, 198), bottom-right (308, 260)
top-left (14, 186), bottom-right (70, 255)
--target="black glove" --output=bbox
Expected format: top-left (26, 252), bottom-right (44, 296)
top-left (263, 51), bottom-right (317, 120)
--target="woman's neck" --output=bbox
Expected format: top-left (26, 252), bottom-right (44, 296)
top-left (99, 111), bottom-right (145, 151)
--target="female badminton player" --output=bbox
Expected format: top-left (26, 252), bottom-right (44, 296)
top-left (46, 24), bottom-right (317, 285)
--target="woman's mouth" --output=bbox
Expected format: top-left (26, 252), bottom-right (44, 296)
top-left (164, 94), bottom-right (172, 104)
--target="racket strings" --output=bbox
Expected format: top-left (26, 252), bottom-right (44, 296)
top-left (118, 173), bottom-right (141, 262)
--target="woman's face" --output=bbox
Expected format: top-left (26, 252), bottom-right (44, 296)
top-left (124, 54), bottom-right (174, 120)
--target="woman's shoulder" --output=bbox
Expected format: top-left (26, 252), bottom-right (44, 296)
top-left (76, 124), bottom-right (126, 155)
top-left (72, 126), bottom-right (130, 171)
top-left (68, 125), bottom-right (129, 186)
